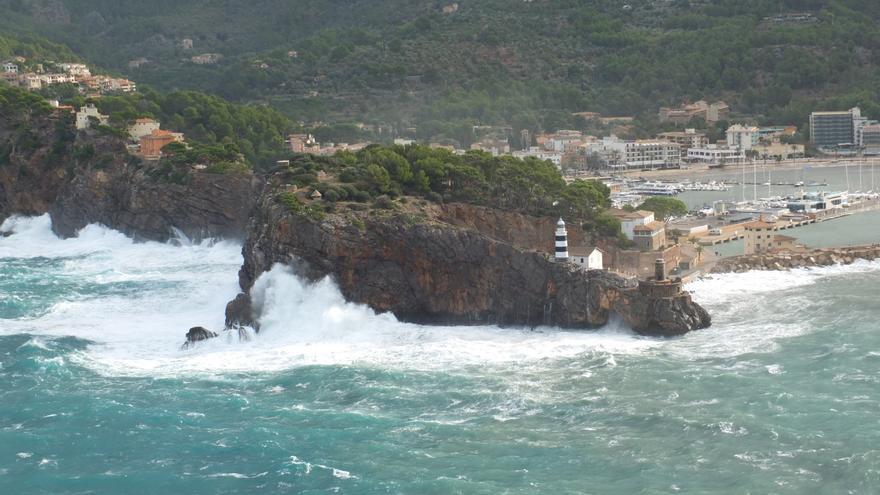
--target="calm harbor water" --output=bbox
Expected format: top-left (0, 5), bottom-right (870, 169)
top-left (3, 215), bottom-right (880, 494)
top-left (670, 163), bottom-right (880, 257)
top-left (676, 162), bottom-right (880, 209)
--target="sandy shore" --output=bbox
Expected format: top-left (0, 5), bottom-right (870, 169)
top-left (617, 157), bottom-right (880, 181)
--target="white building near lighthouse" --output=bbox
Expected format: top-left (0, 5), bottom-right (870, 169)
top-left (555, 218), bottom-right (569, 261)
top-left (571, 248), bottom-right (604, 270)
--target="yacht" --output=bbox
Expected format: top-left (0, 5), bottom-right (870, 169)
top-left (630, 181), bottom-right (680, 196)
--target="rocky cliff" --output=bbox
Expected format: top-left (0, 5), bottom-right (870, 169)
top-left (2, 110), bottom-right (710, 336)
top-left (225, 194), bottom-right (711, 337)
top-left (0, 112), bottom-right (259, 242)
top-left (49, 165), bottom-right (260, 242)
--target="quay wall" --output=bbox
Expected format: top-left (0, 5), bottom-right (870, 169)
top-left (711, 245), bottom-right (880, 273)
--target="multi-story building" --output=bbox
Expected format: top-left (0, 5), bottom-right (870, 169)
top-left (726, 124), bottom-right (760, 151)
top-left (57, 63), bottom-right (91, 77)
top-left (757, 126), bottom-right (797, 142)
top-left (2, 62), bottom-right (18, 74)
top-left (658, 100), bottom-right (729, 125)
top-left (511, 147), bottom-right (563, 167)
top-left (810, 107), bottom-right (862, 148)
top-left (743, 220), bottom-right (777, 255)
top-left (686, 144), bottom-right (745, 165)
top-left (139, 129), bottom-right (185, 159)
top-left (75, 104), bottom-right (109, 130)
top-left (859, 124), bottom-right (880, 155)
top-left (287, 134), bottom-right (319, 153)
top-left (588, 136), bottom-right (680, 170)
top-left (706, 101), bottom-right (730, 123)
top-left (128, 118), bottom-right (161, 141)
top-left (752, 142), bottom-right (805, 160)
top-left (470, 138), bottom-right (510, 156)
top-left (633, 221), bottom-right (667, 251)
top-left (657, 129), bottom-right (707, 154)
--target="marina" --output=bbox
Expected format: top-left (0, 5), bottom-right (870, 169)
top-left (604, 161), bottom-right (880, 258)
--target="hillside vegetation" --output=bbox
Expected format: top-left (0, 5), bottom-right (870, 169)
top-left (1, 0), bottom-right (880, 142)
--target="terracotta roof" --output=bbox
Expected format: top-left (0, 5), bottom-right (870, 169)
top-left (633, 221), bottom-right (665, 232)
top-left (135, 118), bottom-right (157, 124)
top-left (747, 220), bottom-right (775, 230)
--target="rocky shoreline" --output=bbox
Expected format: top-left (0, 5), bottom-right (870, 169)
top-left (711, 245), bottom-right (880, 273)
top-left (223, 191), bottom-right (710, 337)
top-left (0, 116), bottom-right (711, 337)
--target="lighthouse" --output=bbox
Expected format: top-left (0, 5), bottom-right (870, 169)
top-left (555, 218), bottom-right (569, 262)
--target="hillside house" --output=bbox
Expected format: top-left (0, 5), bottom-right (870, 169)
top-left (139, 129), bottom-right (185, 160)
top-left (128, 118), bottom-right (161, 140)
top-left (75, 104), bottom-right (110, 130)
top-left (633, 221), bottom-right (667, 251)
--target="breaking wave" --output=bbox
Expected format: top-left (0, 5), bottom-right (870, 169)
top-left (3, 215), bottom-right (879, 377)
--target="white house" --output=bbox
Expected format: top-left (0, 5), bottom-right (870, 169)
top-left (512, 147), bottom-right (563, 168)
top-left (58, 63), bottom-right (91, 77)
top-left (128, 118), bottom-right (161, 140)
top-left (2, 62), bottom-right (18, 74)
top-left (75, 104), bottom-right (109, 130)
top-left (587, 136), bottom-right (680, 170)
top-left (611, 209), bottom-right (655, 240)
top-left (571, 248), bottom-right (604, 270)
top-left (726, 124), bottom-right (760, 151)
top-left (687, 144), bottom-right (745, 165)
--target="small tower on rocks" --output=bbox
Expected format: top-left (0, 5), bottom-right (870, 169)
top-left (555, 218), bottom-right (569, 262)
top-left (655, 258), bottom-right (667, 281)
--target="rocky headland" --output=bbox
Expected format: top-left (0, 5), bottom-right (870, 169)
top-left (1, 110), bottom-right (711, 337)
top-left (223, 182), bottom-right (710, 336)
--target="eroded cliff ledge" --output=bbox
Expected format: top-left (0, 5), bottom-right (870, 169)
top-left (0, 117), bottom-right (259, 242)
top-left (226, 195), bottom-right (711, 337)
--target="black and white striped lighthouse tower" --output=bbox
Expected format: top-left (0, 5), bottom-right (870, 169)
top-left (555, 218), bottom-right (569, 262)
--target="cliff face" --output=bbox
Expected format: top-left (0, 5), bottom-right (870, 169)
top-left (0, 113), bottom-right (72, 219)
top-left (50, 165), bottom-right (260, 242)
top-left (0, 113), bottom-right (259, 242)
top-left (227, 196), bottom-right (711, 337)
top-left (2, 112), bottom-right (710, 336)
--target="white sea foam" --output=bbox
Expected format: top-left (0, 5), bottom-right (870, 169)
top-left (4, 215), bottom-right (880, 377)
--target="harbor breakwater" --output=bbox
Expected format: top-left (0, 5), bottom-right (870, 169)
top-left (711, 244), bottom-right (880, 273)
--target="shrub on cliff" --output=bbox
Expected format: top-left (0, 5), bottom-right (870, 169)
top-left (314, 144), bottom-right (610, 222)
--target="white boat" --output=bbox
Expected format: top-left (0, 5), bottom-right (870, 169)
top-left (630, 181), bottom-right (680, 196)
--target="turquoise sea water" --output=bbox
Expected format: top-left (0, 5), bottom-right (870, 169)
top-left (2, 215), bottom-right (880, 494)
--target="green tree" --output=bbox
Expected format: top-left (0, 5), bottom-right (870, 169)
top-left (637, 197), bottom-right (688, 220)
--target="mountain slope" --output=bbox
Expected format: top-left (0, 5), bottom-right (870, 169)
top-left (2, 0), bottom-right (880, 139)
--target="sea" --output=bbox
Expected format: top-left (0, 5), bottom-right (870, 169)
top-left (2, 214), bottom-right (880, 494)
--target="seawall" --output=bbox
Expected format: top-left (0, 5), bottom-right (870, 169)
top-left (711, 245), bottom-right (880, 273)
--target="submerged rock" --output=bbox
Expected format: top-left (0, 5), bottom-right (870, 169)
top-left (182, 326), bottom-right (218, 349)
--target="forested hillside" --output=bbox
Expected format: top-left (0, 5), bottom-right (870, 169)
top-left (2, 0), bottom-right (880, 143)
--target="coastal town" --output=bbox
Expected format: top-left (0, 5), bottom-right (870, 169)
top-left (6, 56), bottom-right (880, 284)
top-left (2, 58), bottom-right (135, 95)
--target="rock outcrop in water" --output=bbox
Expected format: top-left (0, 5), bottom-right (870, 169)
top-left (182, 326), bottom-right (218, 349)
top-left (225, 194), bottom-right (711, 337)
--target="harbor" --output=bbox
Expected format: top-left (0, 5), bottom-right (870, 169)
top-left (599, 160), bottom-right (880, 260)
